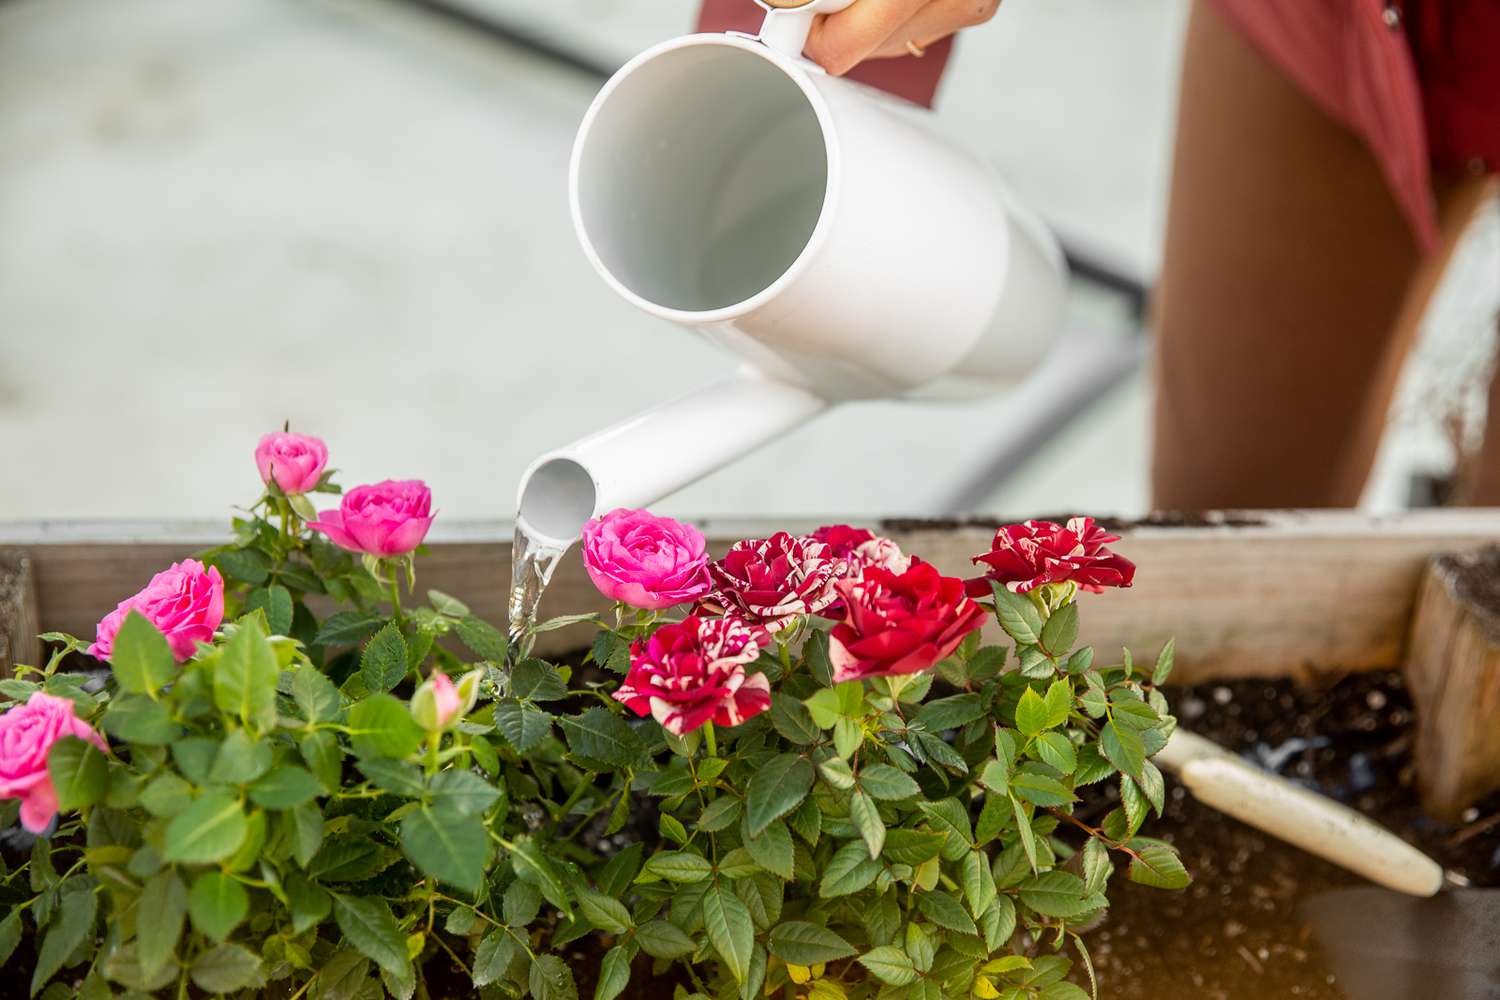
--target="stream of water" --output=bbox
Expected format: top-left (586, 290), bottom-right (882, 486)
top-left (506, 522), bottom-right (570, 655)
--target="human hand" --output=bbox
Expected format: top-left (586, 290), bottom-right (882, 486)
top-left (802, 0), bottom-right (1001, 75)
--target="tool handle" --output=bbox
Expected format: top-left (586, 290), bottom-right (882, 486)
top-left (755, 0), bottom-right (857, 58)
top-left (1158, 730), bottom-right (1445, 897)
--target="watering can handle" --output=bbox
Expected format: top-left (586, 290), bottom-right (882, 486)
top-left (754, 0), bottom-right (859, 59)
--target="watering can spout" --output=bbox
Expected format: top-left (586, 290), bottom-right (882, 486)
top-left (515, 369), bottom-right (828, 547)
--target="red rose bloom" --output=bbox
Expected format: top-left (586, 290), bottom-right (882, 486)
top-left (830, 559), bottom-right (987, 683)
top-left (613, 616), bottom-right (771, 736)
top-left (967, 517), bottom-right (1136, 596)
top-left (703, 532), bottom-right (841, 632)
top-left (809, 524), bottom-right (910, 617)
top-left (811, 524), bottom-right (876, 559)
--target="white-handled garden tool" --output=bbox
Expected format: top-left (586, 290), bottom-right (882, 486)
top-left (1155, 727), bottom-right (1446, 897)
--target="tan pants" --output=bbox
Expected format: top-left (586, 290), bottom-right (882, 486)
top-left (1152, 1), bottom-right (1500, 509)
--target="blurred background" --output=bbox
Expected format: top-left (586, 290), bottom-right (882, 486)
top-left (2, 0), bottom-right (1497, 524)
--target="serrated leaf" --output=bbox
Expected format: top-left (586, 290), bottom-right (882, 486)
top-left (359, 623), bottom-right (407, 694)
top-left (1043, 679), bottom-right (1072, 728)
top-left (31, 884), bottom-right (96, 996)
top-left (401, 806), bottom-right (488, 892)
top-left (333, 895), bottom-right (408, 975)
top-left (991, 586), bottom-right (1042, 645)
top-left (768, 921), bottom-right (856, 965)
top-left (430, 769), bottom-right (501, 817)
top-left (578, 890), bottom-right (632, 934)
top-left (917, 889), bottom-right (977, 934)
top-left (511, 836), bottom-right (573, 917)
top-left (529, 954), bottom-right (578, 1000)
top-left (595, 945), bottom-right (631, 1000)
top-left (881, 828), bottom-right (946, 866)
top-left (511, 658), bottom-right (568, 701)
top-left (818, 757), bottom-right (856, 790)
top-left (495, 698), bottom-right (553, 753)
top-left (742, 817), bottom-right (795, 880)
top-left (745, 753), bottom-right (813, 836)
top-left (963, 850), bottom-right (998, 917)
top-left (1034, 732), bottom-right (1077, 774)
top-left (456, 616), bottom-right (508, 662)
top-left (1082, 837), bottom-right (1112, 895)
top-left (1039, 602), bottom-right (1079, 655)
top-left (214, 618), bottom-right (278, 731)
top-left (913, 693), bottom-right (985, 732)
top-left (699, 796), bottom-right (743, 832)
top-left (314, 611), bottom-right (386, 647)
top-left (849, 788), bottom-right (885, 859)
top-left (560, 707), bottom-right (644, 769)
top-left (1010, 795), bottom-right (1038, 874)
top-left (979, 896), bottom-right (1018, 952)
top-left (109, 610), bottom-right (177, 694)
top-left (1010, 770), bottom-right (1073, 808)
top-left (643, 851), bottom-right (712, 883)
top-left (1019, 870), bottom-right (1091, 918)
top-left (356, 758), bottom-right (425, 797)
top-left (292, 666), bottom-right (341, 723)
top-left (190, 943), bottom-right (265, 995)
top-left (289, 802), bottom-right (324, 866)
top-left (188, 871), bottom-right (248, 942)
top-left (248, 765), bottom-right (321, 809)
top-left (472, 931), bottom-right (519, 987)
top-left (47, 735), bottom-right (108, 811)
top-left (136, 870), bottom-right (187, 979)
top-left (770, 694), bottom-right (821, 745)
top-left (635, 920), bottom-right (696, 960)
top-left (1151, 638), bottom-right (1175, 686)
top-left (346, 694), bottom-right (424, 759)
top-left (1128, 844), bottom-right (1191, 889)
top-left (703, 885), bottom-right (754, 984)
top-left (858, 764), bottom-right (920, 801)
top-left (818, 841), bottom-right (882, 898)
top-left (918, 798), bottom-right (974, 861)
top-left (1136, 760), bottom-right (1165, 816)
top-left (1100, 720), bottom-right (1145, 780)
top-left (859, 945), bottom-right (918, 987)
top-left (163, 792), bottom-right (247, 864)
top-left (247, 584), bottom-right (293, 636)
top-left (1015, 688), bottom-right (1048, 737)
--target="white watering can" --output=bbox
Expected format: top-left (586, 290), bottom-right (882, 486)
top-left (516, 0), bottom-right (1068, 547)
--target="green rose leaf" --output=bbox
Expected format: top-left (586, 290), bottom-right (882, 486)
top-left (859, 945), bottom-right (919, 987)
top-left (991, 585), bottom-right (1043, 646)
top-left (1127, 843), bottom-right (1192, 890)
top-left (703, 884), bottom-right (754, 984)
top-left (47, 735), bottom-right (108, 811)
top-left (214, 618), bottom-right (278, 731)
top-left (595, 945), bottom-right (631, 1000)
top-left (528, 953), bottom-right (578, 1000)
top-left (360, 622), bottom-right (408, 695)
top-left (819, 841), bottom-right (883, 898)
top-left (31, 883), bottom-right (97, 996)
top-left (768, 921), bottom-right (858, 965)
top-left (136, 870), bottom-right (187, 981)
top-left (346, 694), bottom-right (424, 760)
top-left (163, 792), bottom-right (248, 865)
top-left (495, 699), bottom-right (554, 754)
top-left (1035, 732), bottom-right (1078, 775)
top-left (770, 694), bottom-right (821, 745)
top-left (1039, 601), bottom-right (1079, 655)
top-left (188, 871), bottom-right (249, 942)
top-left (849, 788), bottom-right (886, 859)
top-left (472, 931), bottom-right (520, 987)
top-left (510, 836), bottom-right (573, 918)
top-left (578, 890), bottom-right (633, 935)
top-left (916, 889), bottom-right (977, 934)
top-left (247, 765), bottom-right (322, 810)
top-left (1019, 870), bottom-right (1097, 918)
top-left (635, 919), bottom-right (696, 959)
top-left (456, 615), bottom-right (509, 662)
top-left (512, 659), bottom-right (569, 702)
top-left (643, 851), bottom-right (712, 883)
top-left (109, 611), bottom-right (177, 695)
top-left (246, 584), bottom-right (293, 636)
top-left (1101, 720), bottom-right (1146, 780)
top-left (858, 764), bottom-right (921, 801)
top-left (401, 805), bottom-right (488, 893)
top-left (745, 753), bottom-right (814, 837)
top-left (741, 817), bottom-right (795, 880)
top-left (314, 611), bottom-right (386, 647)
top-left (102, 694), bottom-right (180, 745)
top-left (189, 943), bottom-right (265, 995)
top-left (560, 707), bottom-right (644, 770)
top-left (333, 895), bottom-right (409, 976)
top-left (429, 769), bottom-right (502, 817)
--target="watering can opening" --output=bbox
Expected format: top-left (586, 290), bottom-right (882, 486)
top-left (571, 40), bottom-right (833, 320)
top-left (517, 457), bottom-right (597, 545)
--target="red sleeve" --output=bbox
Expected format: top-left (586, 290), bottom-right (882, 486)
top-left (695, 0), bottom-right (954, 108)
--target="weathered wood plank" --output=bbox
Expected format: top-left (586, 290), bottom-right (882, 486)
top-left (3, 510), bottom-right (1498, 678)
top-left (1404, 548), bottom-right (1500, 819)
top-left (0, 548), bottom-right (42, 675)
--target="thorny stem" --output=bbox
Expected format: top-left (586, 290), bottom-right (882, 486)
top-left (1051, 809), bottom-right (1144, 862)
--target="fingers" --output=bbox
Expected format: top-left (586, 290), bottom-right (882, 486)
top-left (867, 0), bottom-right (1002, 59)
top-left (803, 0), bottom-right (929, 75)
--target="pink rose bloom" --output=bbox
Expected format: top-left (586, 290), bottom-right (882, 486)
top-left (831, 559), bottom-right (987, 683)
top-left (254, 431), bottom-right (329, 496)
top-left (703, 532), bottom-right (840, 632)
top-left (89, 559), bottom-right (225, 663)
top-left (967, 517), bottom-right (1136, 596)
top-left (582, 509), bottom-right (712, 610)
top-left (613, 616), bottom-right (771, 736)
top-left (0, 692), bottom-right (108, 833)
top-left (309, 479), bottom-right (435, 557)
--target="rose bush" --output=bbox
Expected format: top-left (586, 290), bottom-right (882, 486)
top-left (0, 437), bottom-right (1183, 1000)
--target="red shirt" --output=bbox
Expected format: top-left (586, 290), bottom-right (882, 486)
top-left (696, 0), bottom-right (1500, 251)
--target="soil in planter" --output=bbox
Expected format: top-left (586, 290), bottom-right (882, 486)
top-left (1078, 669), bottom-right (1500, 1000)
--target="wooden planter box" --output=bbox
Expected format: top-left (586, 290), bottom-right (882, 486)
top-left (3, 509), bottom-right (1499, 816)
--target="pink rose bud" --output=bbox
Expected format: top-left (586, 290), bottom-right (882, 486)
top-left (254, 431), bottom-right (329, 496)
top-left (582, 509), bottom-right (712, 611)
top-left (89, 559), bottom-right (225, 663)
top-left (702, 532), bottom-right (841, 633)
top-left (0, 692), bottom-right (109, 833)
top-left (411, 669), bottom-right (483, 732)
top-left (967, 517), bottom-right (1136, 596)
top-left (830, 559), bottom-right (987, 684)
top-left (309, 479), bottom-right (435, 557)
top-left (613, 615), bottom-right (770, 736)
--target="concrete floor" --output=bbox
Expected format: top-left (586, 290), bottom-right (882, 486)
top-left (0, 0), bottom-right (1494, 525)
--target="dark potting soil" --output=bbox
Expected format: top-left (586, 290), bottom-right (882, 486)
top-left (1079, 669), bottom-right (1500, 1000)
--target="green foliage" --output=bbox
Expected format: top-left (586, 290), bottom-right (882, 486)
top-left (3, 463), bottom-right (1184, 999)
